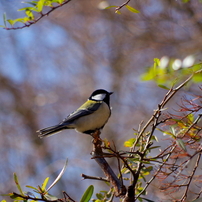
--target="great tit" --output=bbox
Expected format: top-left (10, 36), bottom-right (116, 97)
top-left (37, 89), bottom-right (113, 138)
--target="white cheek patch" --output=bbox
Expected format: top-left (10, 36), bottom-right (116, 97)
top-left (92, 93), bottom-right (106, 101)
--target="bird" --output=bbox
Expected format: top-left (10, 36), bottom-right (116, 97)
top-left (37, 89), bottom-right (113, 138)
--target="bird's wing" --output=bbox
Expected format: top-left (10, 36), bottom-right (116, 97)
top-left (60, 100), bottom-right (102, 124)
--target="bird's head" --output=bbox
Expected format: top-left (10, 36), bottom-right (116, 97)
top-left (89, 89), bottom-right (113, 106)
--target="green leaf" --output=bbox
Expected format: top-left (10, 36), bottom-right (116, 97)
top-left (94, 200), bottom-right (102, 202)
top-left (80, 185), bottom-right (94, 202)
top-left (22, 1), bottom-right (38, 6)
top-left (7, 19), bottom-right (15, 26)
top-left (0, 194), bottom-right (11, 197)
top-left (142, 166), bottom-right (153, 175)
top-left (9, 193), bottom-right (24, 200)
top-left (25, 9), bottom-right (34, 20)
top-left (57, 0), bottom-right (64, 4)
top-left (3, 13), bottom-right (7, 26)
top-left (37, 0), bottom-right (46, 12)
top-left (105, 5), bottom-right (117, 9)
top-left (41, 177), bottom-right (49, 192)
top-left (158, 84), bottom-right (169, 90)
top-left (151, 135), bottom-right (158, 142)
top-left (138, 197), bottom-right (143, 202)
top-left (22, 16), bottom-right (30, 24)
top-left (187, 113), bottom-right (194, 122)
top-left (44, 193), bottom-right (58, 201)
top-left (148, 146), bottom-right (160, 150)
top-left (26, 185), bottom-right (39, 192)
top-left (7, 17), bottom-right (30, 26)
top-left (192, 70), bottom-right (202, 82)
top-left (125, 5), bottom-right (140, 13)
top-left (192, 63), bottom-right (202, 71)
top-left (170, 126), bottom-right (176, 137)
top-left (139, 173), bottom-right (147, 181)
top-left (1, 200), bottom-right (7, 202)
top-left (18, 17), bottom-right (27, 23)
top-left (124, 138), bottom-right (136, 147)
top-left (121, 167), bottom-right (130, 174)
top-left (192, 74), bottom-right (202, 82)
top-left (115, 10), bottom-right (121, 14)
top-left (18, 7), bottom-right (38, 12)
top-left (44, 0), bottom-right (63, 5)
top-left (13, 173), bottom-right (24, 196)
top-left (96, 193), bottom-right (104, 200)
top-left (127, 158), bottom-right (139, 164)
top-left (154, 58), bottom-right (160, 67)
top-left (176, 139), bottom-right (186, 151)
top-left (140, 60), bottom-right (160, 81)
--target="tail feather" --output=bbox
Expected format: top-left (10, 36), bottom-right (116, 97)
top-left (37, 124), bottom-right (67, 138)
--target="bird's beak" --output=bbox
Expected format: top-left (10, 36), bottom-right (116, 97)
top-left (109, 92), bottom-right (113, 95)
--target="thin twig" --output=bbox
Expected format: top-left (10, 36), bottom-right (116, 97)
top-left (180, 152), bottom-right (201, 201)
top-left (182, 113), bottom-right (202, 138)
top-left (115, 0), bottom-right (131, 11)
top-left (135, 145), bottom-right (177, 200)
top-left (63, 191), bottom-right (76, 202)
top-left (81, 174), bottom-right (109, 182)
top-left (12, 192), bottom-right (57, 202)
top-left (132, 68), bottom-right (202, 152)
top-left (112, 141), bottom-right (124, 188)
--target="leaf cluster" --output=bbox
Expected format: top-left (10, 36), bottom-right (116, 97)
top-left (1, 160), bottom-right (94, 202)
top-left (141, 57), bottom-right (202, 89)
top-left (1, 0), bottom-right (70, 29)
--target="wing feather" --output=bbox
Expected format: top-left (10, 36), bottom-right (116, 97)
top-left (60, 100), bottom-right (102, 124)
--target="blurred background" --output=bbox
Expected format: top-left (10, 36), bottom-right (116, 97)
top-left (0, 0), bottom-right (202, 201)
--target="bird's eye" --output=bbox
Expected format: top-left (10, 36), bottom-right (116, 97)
top-left (92, 93), bottom-right (106, 100)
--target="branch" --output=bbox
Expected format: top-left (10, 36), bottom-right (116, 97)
top-left (132, 68), bottom-right (202, 150)
top-left (135, 145), bottom-right (177, 200)
top-left (183, 113), bottom-right (202, 138)
top-left (180, 152), bottom-right (202, 201)
top-left (63, 191), bottom-right (76, 202)
top-left (5, 0), bottom-right (72, 30)
top-left (115, 0), bottom-right (131, 12)
top-left (90, 130), bottom-right (126, 197)
top-left (81, 174), bottom-right (109, 182)
top-left (12, 192), bottom-right (58, 202)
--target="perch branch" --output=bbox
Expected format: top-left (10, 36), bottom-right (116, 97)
top-left (91, 130), bottom-right (126, 197)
